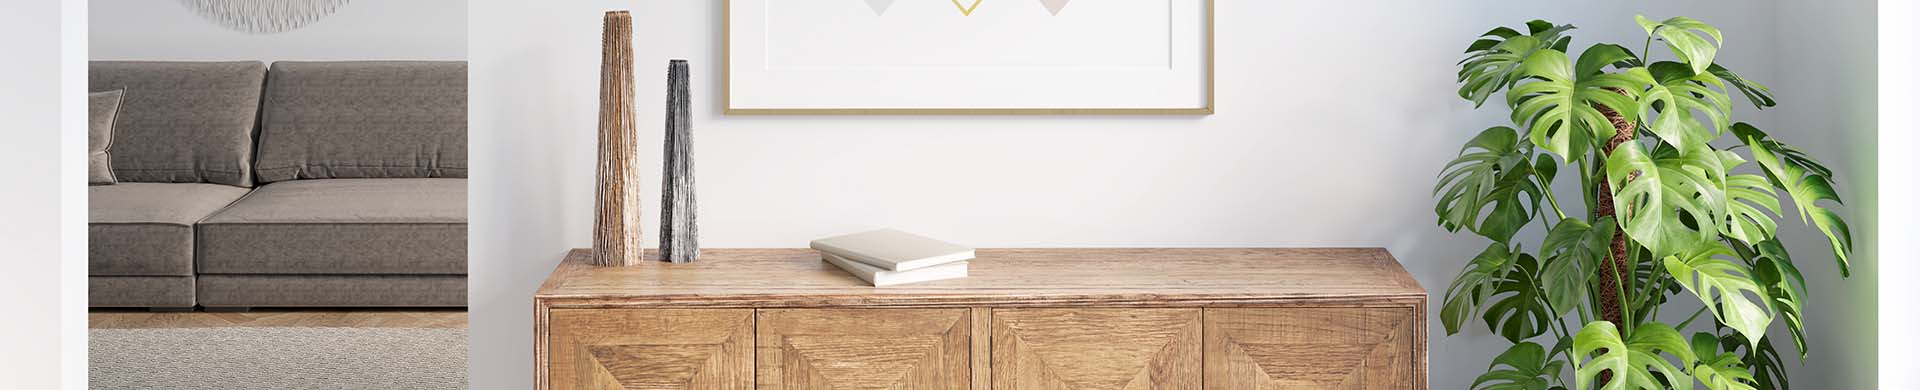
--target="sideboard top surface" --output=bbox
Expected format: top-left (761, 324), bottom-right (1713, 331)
top-left (536, 248), bottom-right (1426, 307)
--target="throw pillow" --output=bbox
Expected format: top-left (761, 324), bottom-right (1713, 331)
top-left (89, 89), bottom-right (125, 185)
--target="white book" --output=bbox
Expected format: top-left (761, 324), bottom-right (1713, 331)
top-left (809, 229), bottom-right (975, 271)
top-left (824, 252), bottom-right (968, 287)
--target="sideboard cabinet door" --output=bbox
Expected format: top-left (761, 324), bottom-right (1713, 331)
top-left (756, 308), bottom-right (971, 390)
top-left (992, 308), bottom-right (1203, 390)
top-left (548, 308), bottom-right (755, 390)
top-left (1204, 307), bottom-right (1415, 390)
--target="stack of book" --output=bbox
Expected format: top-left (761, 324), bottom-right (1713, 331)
top-left (810, 229), bottom-right (974, 287)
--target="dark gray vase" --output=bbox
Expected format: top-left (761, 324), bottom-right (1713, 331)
top-left (658, 60), bottom-right (698, 263)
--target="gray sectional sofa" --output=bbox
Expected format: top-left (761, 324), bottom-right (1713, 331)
top-left (88, 61), bottom-right (466, 310)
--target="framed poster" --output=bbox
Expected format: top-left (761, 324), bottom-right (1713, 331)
top-left (725, 0), bottom-right (1214, 115)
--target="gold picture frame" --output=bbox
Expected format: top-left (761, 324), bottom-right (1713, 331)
top-left (723, 0), bottom-right (1214, 115)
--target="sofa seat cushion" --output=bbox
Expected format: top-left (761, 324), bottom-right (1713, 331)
top-left (90, 183), bottom-right (250, 276)
top-left (199, 178), bottom-right (466, 275)
top-left (90, 276), bottom-right (195, 308)
top-left (198, 275), bottom-right (466, 308)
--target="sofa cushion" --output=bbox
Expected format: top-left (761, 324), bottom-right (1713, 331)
top-left (89, 61), bottom-right (267, 187)
top-left (90, 183), bottom-right (251, 276)
top-left (253, 61), bottom-right (467, 184)
top-left (89, 89), bottom-right (125, 185)
top-left (198, 275), bottom-right (466, 308)
top-left (199, 178), bottom-right (467, 275)
top-left (90, 276), bottom-right (195, 308)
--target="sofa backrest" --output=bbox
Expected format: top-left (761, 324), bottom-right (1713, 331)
top-left (253, 61), bottom-right (468, 184)
top-left (89, 61), bottom-right (267, 187)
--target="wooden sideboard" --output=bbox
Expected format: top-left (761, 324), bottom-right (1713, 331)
top-left (535, 248), bottom-right (1428, 390)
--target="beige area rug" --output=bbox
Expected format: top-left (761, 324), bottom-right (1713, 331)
top-left (90, 327), bottom-right (465, 389)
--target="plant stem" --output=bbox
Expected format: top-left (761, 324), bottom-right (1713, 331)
top-left (1677, 305), bottom-right (1711, 329)
top-left (1612, 250), bottom-right (1633, 335)
top-left (1642, 35), bottom-right (1655, 64)
top-left (1536, 170), bottom-right (1570, 221)
top-left (1521, 266), bottom-right (1582, 386)
top-left (1632, 256), bottom-right (1669, 317)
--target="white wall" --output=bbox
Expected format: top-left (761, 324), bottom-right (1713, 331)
top-left (90, 0), bottom-right (466, 60)
top-left (1770, 0), bottom-right (1878, 388)
top-left (1877, 1), bottom-right (1918, 388)
top-left (0, 0), bottom-right (82, 388)
top-left (469, 1), bottom-right (1865, 389)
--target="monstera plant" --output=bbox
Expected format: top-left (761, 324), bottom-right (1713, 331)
top-left (1435, 16), bottom-right (1853, 390)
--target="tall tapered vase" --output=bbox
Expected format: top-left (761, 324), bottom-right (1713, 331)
top-left (658, 60), bottom-right (698, 263)
top-left (592, 11), bottom-right (643, 267)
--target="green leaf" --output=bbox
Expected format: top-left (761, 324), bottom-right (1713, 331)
top-left (1665, 242), bottom-right (1775, 349)
top-left (1691, 333), bottom-right (1759, 390)
top-left (1574, 321), bottom-right (1694, 390)
top-left (1639, 62), bottom-right (1734, 153)
top-left (1732, 123), bottom-right (1853, 276)
top-left (1443, 243), bottom-right (1519, 335)
top-left (1484, 253), bottom-right (1554, 342)
top-left (1541, 217), bottom-right (1613, 316)
top-left (1460, 21), bottom-right (1575, 107)
top-left (1436, 126), bottom-right (1543, 244)
top-left (1507, 45), bottom-right (1651, 158)
top-left (1708, 64), bottom-right (1775, 109)
top-left (1749, 239), bottom-right (1808, 359)
top-left (1723, 173), bottom-right (1782, 244)
top-left (1473, 342), bottom-right (1567, 390)
top-left (1637, 15), bottom-right (1724, 74)
top-left (1606, 142), bottom-right (1729, 260)
top-left (1719, 333), bottom-right (1790, 390)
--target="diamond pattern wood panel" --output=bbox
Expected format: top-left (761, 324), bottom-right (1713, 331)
top-left (757, 308), bottom-right (970, 390)
top-left (1204, 308), bottom-right (1414, 390)
top-left (549, 309), bottom-right (754, 390)
top-left (991, 308), bottom-right (1202, 390)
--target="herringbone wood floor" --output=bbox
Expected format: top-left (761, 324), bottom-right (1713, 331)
top-left (90, 309), bottom-right (466, 329)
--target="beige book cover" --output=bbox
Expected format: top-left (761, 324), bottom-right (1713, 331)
top-left (809, 228), bottom-right (975, 271)
top-left (823, 252), bottom-right (968, 287)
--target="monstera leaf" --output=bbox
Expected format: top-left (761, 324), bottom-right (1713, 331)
top-left (1639, 61), bottom-right (1733, 153)
top-left (1732, 123), bottom-right (1853, 276)
top-left (1460, 20), bottom-right (1574, 106)
top-left (1507, 44), bottom-right (1651, 158)
top-left (1747, 239), bottom-right (1808, 358)
top-left (1722, 171), bottom-right (1783, 245)
top-left (1473, 342), bottom-right (1567, 390)
top-left (1485, 253), bottom-right (1554, 342)
top-left (1708, 64), bottom-right (1775, 109)
top-left (1637, 15), bottom-right (1723, 74)
top-left (1606, 142), bottom-right (1729, 260)
top-left (1540, 217), bottom-right (1613, 316)
top-left (1443, 243), bottom-right (1520, 335)
top-left (1436, 126), bottom-right (1543, 244)
top-left (1574, 322), bottom-right (1694, 390)
top-left (1691, 333), bottom-right (1759, 390)
top-left (1666, 242), bottom-right (1775, 349)
top-left (1720, 332), bottom-right (1790, 390)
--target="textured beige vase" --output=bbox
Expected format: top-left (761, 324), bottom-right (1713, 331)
top-left (592, 10), bottom-right (643, 267)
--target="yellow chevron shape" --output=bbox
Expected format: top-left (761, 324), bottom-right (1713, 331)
top-left (951, 0), bottom-right (983, 16)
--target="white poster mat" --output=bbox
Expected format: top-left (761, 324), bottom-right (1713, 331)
top-left (727, 0), bottom-right (1212, 113)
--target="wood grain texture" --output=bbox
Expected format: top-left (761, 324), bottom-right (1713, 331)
top-left (1204, 308), bottom-right (1414, 390)
top-left (538, 248), bottom-right (1424, 308)
top-left (89, 309), bottom-right (466, 329)
top-left (991, 308), bottom-right (1201, 390)
top-left (592, 10), bottom-right (644, 267)
top-left (970, 307), bottom-right (990, 390)
top-left (534, 248), bottom-right (1430, 389)
top-left (757, 308), bottom-right (969, 390)
top-left (658, 59), bottom-right (698, 263)
top-left (548, 309), bottom-right (753, 390)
